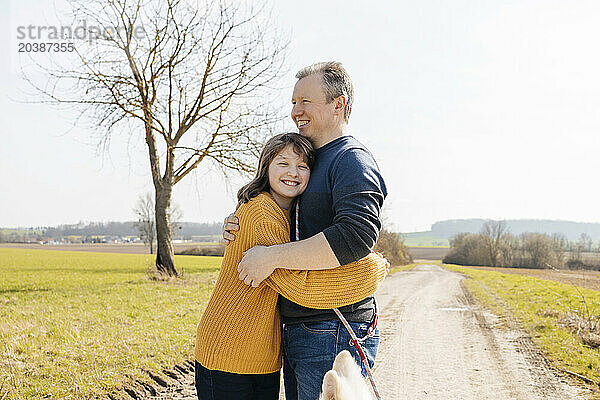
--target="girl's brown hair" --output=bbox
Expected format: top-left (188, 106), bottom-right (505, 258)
top-left (237, 133), bottom-right (315, 205)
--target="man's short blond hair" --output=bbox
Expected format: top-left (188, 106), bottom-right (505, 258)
top-left (296, 61), bottom-right (354, 122)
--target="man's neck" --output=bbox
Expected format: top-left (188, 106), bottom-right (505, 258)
top-left (313, 125), bottom-right (348, 149)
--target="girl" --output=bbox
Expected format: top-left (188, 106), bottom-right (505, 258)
top-left (194, 133), bottom-right (388, 400)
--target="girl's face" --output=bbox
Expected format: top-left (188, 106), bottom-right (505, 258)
top-left (268, 144), bottom-right (310, 210)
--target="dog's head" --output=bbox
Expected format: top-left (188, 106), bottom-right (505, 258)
top-left (319, 350), bottom-right (374, 400)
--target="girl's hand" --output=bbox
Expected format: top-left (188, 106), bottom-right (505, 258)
top-left (222, 213), bottom-right (239, 245)
top-left (237, 246), bottom-right (276, 287)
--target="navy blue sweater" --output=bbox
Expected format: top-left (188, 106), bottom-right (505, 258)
top-left (280, 135), bottom-right (387, 324)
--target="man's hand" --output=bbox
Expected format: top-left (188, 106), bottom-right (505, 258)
top-left (222, 213), bottom-right (239, 245)
top-left (237, 245), bottom-right (276, 288)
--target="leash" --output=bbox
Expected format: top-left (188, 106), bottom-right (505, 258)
top-left (295, 201), bottom-right (384, 400)
top-left (333, 304), bottom-right (382, 400)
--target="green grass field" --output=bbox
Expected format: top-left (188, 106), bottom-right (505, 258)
top-left (0, 248), bottom-right (221, 400)
top-left (400, 231), bottom-right (449, 247)
top-left (443, 264), bottom-right (600, 390)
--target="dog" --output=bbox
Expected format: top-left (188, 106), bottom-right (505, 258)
top-left (318, 350), bottom-right (375, 400)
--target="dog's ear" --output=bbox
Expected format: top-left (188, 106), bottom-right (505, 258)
top-left (332, 350), bottom-right (360, 378)
top-left (319, 370), bottom-right (340, 400)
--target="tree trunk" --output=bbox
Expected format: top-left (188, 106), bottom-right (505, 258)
top-left (155, 184), bottom-right (177, 276)
top-left (490, 246), bottom-right (497, 267)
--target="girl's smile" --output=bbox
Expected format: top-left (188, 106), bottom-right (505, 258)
top-left (268, 144), bottom-right (310, 210)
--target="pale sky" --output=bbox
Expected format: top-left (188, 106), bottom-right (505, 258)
top-left (1, 0), bottom-right (599, 232)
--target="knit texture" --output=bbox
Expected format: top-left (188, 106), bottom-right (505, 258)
top-left (194, 192), bottom-right (388, 374)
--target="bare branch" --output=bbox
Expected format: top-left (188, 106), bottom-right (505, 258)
top-left (21, 0), bottom-right (288, 275)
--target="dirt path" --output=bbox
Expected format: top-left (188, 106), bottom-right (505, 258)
top-left (372, 264), bottom-right (589, 399)
top-left (134, 264), bottom-right (590, 400)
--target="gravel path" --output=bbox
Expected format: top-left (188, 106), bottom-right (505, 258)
top-left (372, 264), bottom-right (589, 399)
top-left (131, 264), bottom-right (591, 400)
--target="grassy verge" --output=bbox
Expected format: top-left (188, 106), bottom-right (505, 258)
top-left (0, 248), bottom-right (221, 400)
top-left (443, 263), bottom-right (600, 390)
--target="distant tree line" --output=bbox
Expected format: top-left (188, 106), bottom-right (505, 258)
top-left (432, 219), bottom-right (600, 241)
top-left (0, 221), bottom-right (222, 243)
top-left (443, 220), bottom-right (600, 270)
top-left (0, 229), bottom-right (44, 243)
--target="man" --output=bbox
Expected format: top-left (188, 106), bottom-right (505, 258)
top-left (224, 61), bottom-right (387, 400)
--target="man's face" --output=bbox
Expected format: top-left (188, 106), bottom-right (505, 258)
top-left (291, 73), bottom-right (337, 145)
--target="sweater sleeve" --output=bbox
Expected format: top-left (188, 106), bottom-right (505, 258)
top-left (257, 216), bottom-right (389, 310)
top-left (322, 148), bottom-right (387, 265)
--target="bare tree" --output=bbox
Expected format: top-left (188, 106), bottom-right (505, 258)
top-left (134, 192), bottom-right (183, 254)
top-left (550, 233), bottom-right (569, 268)
top-left (500, 233), bottom-right (519, 267)
top-left (578, 233), bottom-right (593, 253)
top-left (24, 0), bottom-right (287, 275)
top-left (480, 220), bottom-right (508, 267)
top-left (134, 193), bottom-right (155, 254)
top-left (374, 228), bottom-right (412, 266)
top-left (521, 233), bottom-right (555, 269)
top-left (444, 233), bottom-right (488, 266)
top-left (169, 202), bottom-right (184, 234)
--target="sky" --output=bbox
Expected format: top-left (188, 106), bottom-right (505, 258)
top-left (1, 0), bottom-right (599, 232)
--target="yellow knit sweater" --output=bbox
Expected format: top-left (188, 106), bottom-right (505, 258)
top-left (194, 192), bottom-right (388, 374)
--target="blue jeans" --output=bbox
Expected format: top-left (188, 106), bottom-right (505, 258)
top-left (194, 361), bottom-right (280, 400)
top-left (282, 319), bottom-right (379, 400)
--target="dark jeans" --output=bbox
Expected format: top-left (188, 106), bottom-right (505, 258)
top-left (282, 319), bottom-right (379, 400)
top-left (194, 361), bottom-right (280, 400)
